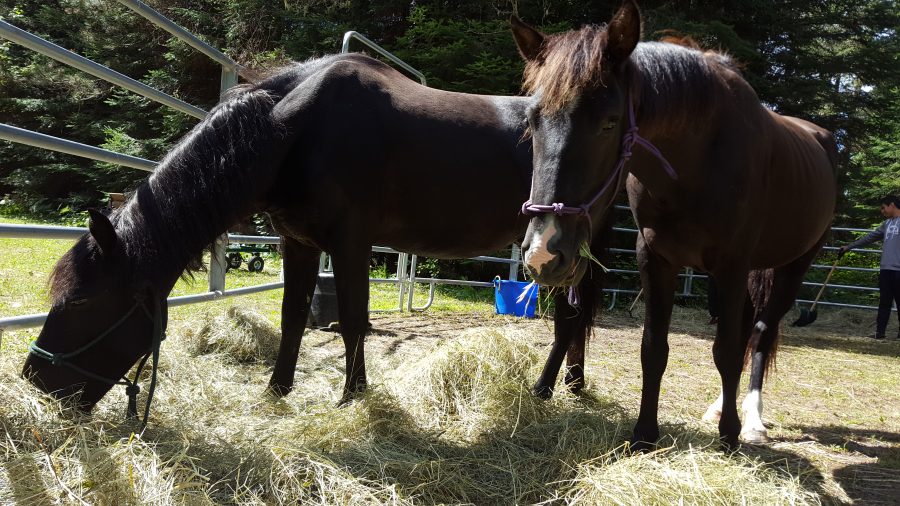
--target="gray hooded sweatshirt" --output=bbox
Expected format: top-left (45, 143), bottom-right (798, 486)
top-left (847, 216), bottom-right (900, 271)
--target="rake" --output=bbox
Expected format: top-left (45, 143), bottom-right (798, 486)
top-left (792, 259), bottom-right (839, 327)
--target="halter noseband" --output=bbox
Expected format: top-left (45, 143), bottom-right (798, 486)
top-left (29, 290), bottom-right (165, 428)
top-left (520, 96), bottom-right (677, 306)
top-left (521, 95), bottom-right (677, 231)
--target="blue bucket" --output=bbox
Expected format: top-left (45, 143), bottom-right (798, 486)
top-left (493, 277), bottom-right (539, 318)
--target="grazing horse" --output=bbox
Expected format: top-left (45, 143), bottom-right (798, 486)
top-left (22, 52), bottom-right (610, 416)
top-left (511, 0), bottom-right (837, 448)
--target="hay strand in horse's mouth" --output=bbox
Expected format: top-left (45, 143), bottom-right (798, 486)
top-left (579, 242), bottom-right (609, 272)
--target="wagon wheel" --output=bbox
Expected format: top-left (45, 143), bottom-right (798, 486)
top-left (227, 252), bottom-right (243, 270)
top-left (248, 255), bottom-right (264, 272)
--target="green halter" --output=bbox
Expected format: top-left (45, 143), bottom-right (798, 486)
top-left (29, 291), bottom-right (165, 428)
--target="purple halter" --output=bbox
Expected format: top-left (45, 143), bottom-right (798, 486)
top-left (520, 96), bottom-right (677, 306)
top-left (521, 96), bottom-right (677, 230)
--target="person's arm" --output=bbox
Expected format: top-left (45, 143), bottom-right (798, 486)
top-left (839, 222), bottom-right (886, 257)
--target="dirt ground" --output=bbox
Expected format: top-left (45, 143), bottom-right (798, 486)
top-left (350, 305), bottom-right (900, 505)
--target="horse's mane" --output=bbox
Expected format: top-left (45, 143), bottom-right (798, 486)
top-left (522, 24), bottom-right (742, 132)
top-left (522, 24), bottom-right (609, 114)
top-left (49, 57), bottom-right (349, 300)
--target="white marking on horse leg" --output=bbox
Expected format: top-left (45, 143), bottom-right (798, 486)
top-left (740, 388), bottom-right (769, 442)
top-left (755, 321), bottom-right (768, 333)
top-left (702, 390), bottom-right (723, 423)
top-left (524, 217), bottom-right (559, 275)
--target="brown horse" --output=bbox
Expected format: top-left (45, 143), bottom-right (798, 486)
top-left (511, 0), bottom-right (838, 449)
top-left (22, 52), bottom-right (610, 421)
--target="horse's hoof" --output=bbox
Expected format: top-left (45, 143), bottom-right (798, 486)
top-left (628, 437), bottom-right (657, 454)
top-left (337, 382), bottom-right (367, 406)
top-left (701, 407), bottom-right (721, 423)
top-left (719, 435), bottom-right (741, 453)
top-left (532, 384), bottom-right (554, 400)
top-left (740, 429), bottom-right (770, 444)
top-left (564, 374), bottom-right (585, 394)
top-left (266, 382), bottom-right (293, 398)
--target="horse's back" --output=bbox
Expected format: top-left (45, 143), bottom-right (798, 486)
top-left (768, 112), bottom-right (838, 197)
top-left (263, 53), bottom-right (534, 257)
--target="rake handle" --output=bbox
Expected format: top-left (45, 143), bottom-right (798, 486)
top-left (628, 288), bottom-right (644, 313)
top-left (809, 260), bottom-right (839, 312)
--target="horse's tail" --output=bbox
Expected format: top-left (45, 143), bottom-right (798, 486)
top-left (745, 268), bottom-right (778, 373)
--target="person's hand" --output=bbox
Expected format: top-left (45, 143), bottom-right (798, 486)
top-left (837, 246), bottom-right (848, 259)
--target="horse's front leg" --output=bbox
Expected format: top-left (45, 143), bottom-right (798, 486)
top-left (631, 236), bottom-right (678, 451)
top-left (330, 244), bottom-right (371, 404)
top-left (710, 265), bottom-right (754, 450)
top-left (533, 239), bottom-right (604, 398)
top-left (269, 237), bottom-right (321, 396)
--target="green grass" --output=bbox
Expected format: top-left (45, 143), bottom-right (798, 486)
top-left (0, 218), bottom-right (497, 348)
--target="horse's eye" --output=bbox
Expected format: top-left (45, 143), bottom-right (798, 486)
top-left (601, 119), bottom-right (618, 131)
top-left (68, 298), bottom-right (88, 307)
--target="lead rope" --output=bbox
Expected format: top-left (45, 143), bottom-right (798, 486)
top-left (137, 296), bottom-right (163, 428)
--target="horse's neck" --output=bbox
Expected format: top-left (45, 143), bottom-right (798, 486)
top-left (114, 85), bottom-right (285, 291)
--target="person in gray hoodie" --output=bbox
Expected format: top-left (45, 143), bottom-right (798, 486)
top-left (839, 195), bottom-right (900, 339)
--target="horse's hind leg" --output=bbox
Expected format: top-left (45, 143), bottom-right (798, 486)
top-left (710, 264), bottom-right (755, 450)
top-left (741, 245), bottom-right (822, 443)
top-left (533, 290), bottom-right (577, 398)
top-left (330, 244), bottom-right (371, 404)
top-left (269, 237), bottom-right (321, 396)
top-left (533, 288), bottom-right (589, 398)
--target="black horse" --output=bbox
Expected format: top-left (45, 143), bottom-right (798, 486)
top-left (23, 52), bottom-right (609, 415)
top-left (511, 1), bottom-right (837, 448)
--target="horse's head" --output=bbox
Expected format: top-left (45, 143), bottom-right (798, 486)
top-left (22, 209), bottom-right (165, 412)
top-left (512, 0), bottom-right (641, 286)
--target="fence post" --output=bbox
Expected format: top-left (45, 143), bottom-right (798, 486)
top-left (509, 245), bottom-right (520, 281)
top-left (208, 65), bottom-right (239, 293)
top-left (683, 267), bottom-right (694, 296)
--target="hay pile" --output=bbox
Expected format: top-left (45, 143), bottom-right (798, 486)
top-left (0, 306), bottom-right (828, 505)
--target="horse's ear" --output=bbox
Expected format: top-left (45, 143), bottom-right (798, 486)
top-left (510, 15), bottom-right (545, 61)
top-left (88, 208), bottom-right (117, 256)
top-left (606, 0), bottom-right (641, 67)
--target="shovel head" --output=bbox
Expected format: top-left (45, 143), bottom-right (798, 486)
top-left (792, 307), bottom-right (818, 327)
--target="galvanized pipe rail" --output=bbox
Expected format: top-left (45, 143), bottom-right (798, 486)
top-left (342, 31), bottom-right (427, 85)
top-left (0, 19), bottom-right (207, 119)
top-left (115, 0), bottom-right (242, 74)
top-left (0, 2), bottom-right (261, 329)
top-left (0, 124), bottom-right (157, 172)
top-left (605, 205), bottom-right (889, 312)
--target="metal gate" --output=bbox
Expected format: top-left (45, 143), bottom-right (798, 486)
top-left (0, 2), bottom-right (522, 332)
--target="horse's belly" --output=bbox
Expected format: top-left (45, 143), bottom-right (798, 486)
top-left (751, 215), bottom-right (832, 268)
top-left (378, 219), bottom-right (525, 259)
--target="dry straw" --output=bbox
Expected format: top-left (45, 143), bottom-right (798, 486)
top-left (0, 303), bottom-right (836, 504)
